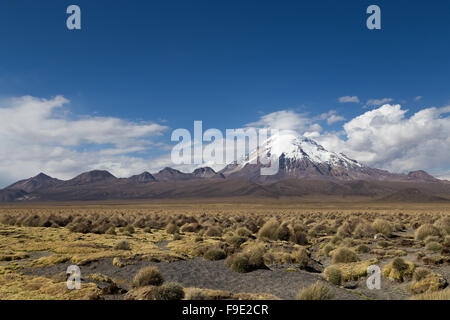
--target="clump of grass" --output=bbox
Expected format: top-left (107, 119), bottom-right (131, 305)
top-left (413, 267), bottom-right (431, 281)
top-left (227, 255), bottom-right (252, 273)
top-left (372, 219), bottom-right (392, 237)
top-left (331, 248), bottom-right (358, 264)
top-left (173, 233), bottom-right (181, 240)
top-left (132, 266), bottom-right (164, 288)
top-left (225, 234), bottom-right (247, 248)
top-left (152, 282), bottom-right (185, 300)
top-left (426, 241), bottom-right (442, 253)
top-left (410, 288), bottom-right (450, 300)
top-left (382, 258), bottom-right (415, 282)
top-left (320, 243), bottom-right (335, 257)
top-left (125, 282), bottom-right (184, 300)
top-left (392, 257), bottom-right (409, 272)
top-left (409, 272), bottom-right (446, 294)
top-left (203, 248), bottom-right (226, 261)
top-left (415, 224), bottom-right (440, 241)
top-left (424, 235), bottom-right (440, 243)
top-left (433, 217), bottom-right (450, 236)
top-left (291, 247), bottom-right (309, 269)
top-left (276, 223), bottom-right (291, 241)
top-left (225, 244), bottom-right (266, 273)
top-left (68, 220), bottom-right (91, 234)
top-left (114, 240), bottom-right (131, 250)
top-left (441, 242), bottom-right (450, 256)
top-left (353, 223), bottom-right (375, 239)
top-left (324, 267), bottom-right (342, 286)
top-left (205, 226), bottom-right (222, 237)
top-left (290, 230), bottom-right (308, 245)
top-left (326, 259), bottom-right (378, 282)
top-left (257, 218), bottom-right (280, 240)
top-left (185, 288), bottom-right (208, 300)
top-left (180, 223), bottom-right (201, 233)
top-left (341, 238), bottom-right (355, 248)
top-left (296, 281), bottom-right (333, 300)
top-left (235, 227), bottom-right (252, 237)
top-left (377, 240), bottom-right (391, 248)
top-left (105, 226), bottom-right (116, 235)
top-left (330, 235), bottom-right (342, 245)
top-left (336, 222), bottom-right (353, 238)
top-left (124, 225), bottom-right (135, 234)
top-left (112, 257), bottom-right (125, 267)
top-left (355, 244), bottom-right (370, 254)
top-left (165, 223), bottom-right (179, 234)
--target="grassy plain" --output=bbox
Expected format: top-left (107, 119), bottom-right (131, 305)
top-left (0, 198), bottom-right (448, 300)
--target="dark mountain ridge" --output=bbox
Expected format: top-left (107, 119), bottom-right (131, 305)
top-left (1, 135), bottom-right (449, 202)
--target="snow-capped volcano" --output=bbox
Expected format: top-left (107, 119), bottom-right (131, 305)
top-left (245, 131), bottom-right (362, 169)
top-left (220, 131), bottom-right (402, 182)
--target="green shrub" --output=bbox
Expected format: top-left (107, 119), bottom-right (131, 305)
top-left (331, 248), bottom-right (358, 264)
top-left (296, 281), bottom-right (333, 300)
top-left (132, 266), bottom-right (164, 288)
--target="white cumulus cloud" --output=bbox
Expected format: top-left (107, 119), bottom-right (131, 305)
top-left (366, 98), bottom-right (393, 106)
top-left (0, 95), bottom-right (169, 186)
top-left (315, 104), bottom-right (450, 173)
top-left (339, 96), bottom-right (360, 103)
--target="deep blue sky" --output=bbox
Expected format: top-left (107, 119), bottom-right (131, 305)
top-left (1, 0), bottom-right (448, 127)
top-left (0, 0), bottom-right (449, 183)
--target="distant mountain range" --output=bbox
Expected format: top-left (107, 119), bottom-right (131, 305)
top-left (1, 133), bottom-right (449, 202)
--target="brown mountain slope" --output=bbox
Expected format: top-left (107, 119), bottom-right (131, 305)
top-left (7, 173), bottom-right (61, 193)
top-left (379, 188), bottom-right (450, 202)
